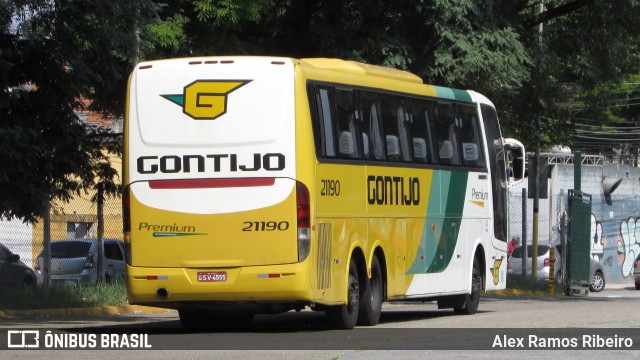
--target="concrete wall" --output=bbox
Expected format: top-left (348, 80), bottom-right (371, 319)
top-left (0, 218), bottom-right (34, 268)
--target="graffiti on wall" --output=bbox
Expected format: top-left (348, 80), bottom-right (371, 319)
top-left (589, 213), bottom-right (640, 278)
top-left (619, 217), bottom-right (640, 277)
top-left (590, 214), bottom-right (604, 262)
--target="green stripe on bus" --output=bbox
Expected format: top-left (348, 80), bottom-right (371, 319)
top-left (425, 171), bottom-right (468, 273)
top-left (433, 86), bottom-right (472, 102)
top-left (407, 171), bottom-right (468, 274)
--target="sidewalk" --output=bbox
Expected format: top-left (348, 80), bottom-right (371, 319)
top-left (1, 283), bottom-right (636, 319)
top-left (0, 305), bottom-right (171, 318)
top-left (488, 280), bottom-right (635, 297)
top-left (604, 282), bottom-right (636, 290)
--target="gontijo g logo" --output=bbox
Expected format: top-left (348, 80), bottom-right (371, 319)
top-left (161, 80), bottom-right (251, 120)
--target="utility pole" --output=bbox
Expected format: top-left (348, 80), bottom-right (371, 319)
top-left (532, 0), bottom-right (545, 278)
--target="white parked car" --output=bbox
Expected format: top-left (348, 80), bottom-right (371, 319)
top-left (508, 244), bottom-right (606, 292)
top-left (508, 244), bottom-right (561, 280)
top-left (34, 239), bottom-right (125, 285)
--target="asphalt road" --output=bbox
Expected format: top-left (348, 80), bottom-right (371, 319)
top-left (2, 284), bottom-right (640, 359)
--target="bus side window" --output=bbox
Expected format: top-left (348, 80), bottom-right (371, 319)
top-left (434, 103), bottom-right (461, 166)
top-left (459, 105), bottom-right (486, 168)
top-left (313, 87), bottom-right (336, 158)
top-left (409, 100), bottom-right (436, 164)
top-left (381, 96), bottom-right (409, 162)
top-left (334, 88), bottom-right (360, 159)
top-left (358, 91), bottom-right (386, 161)
top-left (397, 101), bottom-right (413, 163)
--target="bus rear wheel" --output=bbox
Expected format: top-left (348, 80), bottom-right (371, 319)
top-left (326, 259), bottom-right (360, 329)
top-left (358, 256), bottom-right (383, 326)
top-left (454, 257), bottom-right (481, 315)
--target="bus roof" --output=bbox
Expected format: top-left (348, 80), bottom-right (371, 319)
top-left (133, 56), bottom-right (475, 104)
top-left (299, 58), bottom-right (472, 103)
top-left (300, 58), bottom-right (423, 84)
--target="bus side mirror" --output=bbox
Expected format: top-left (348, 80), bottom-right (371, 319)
top-left (503, 138), bottom-right (525, 186)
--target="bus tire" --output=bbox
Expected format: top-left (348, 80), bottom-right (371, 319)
top-left (454, 257), bottom-right (481, 315)
top-left (326, 259), bottom-right (360, 329)
top-left (358, 256), bottom-right (383, 326)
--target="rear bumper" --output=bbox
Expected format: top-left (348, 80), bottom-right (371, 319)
top-left (126, 262), bottom-right (313, 306)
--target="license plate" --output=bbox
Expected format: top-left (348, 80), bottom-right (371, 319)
top-left (197, 271), bottom-right (227, 282)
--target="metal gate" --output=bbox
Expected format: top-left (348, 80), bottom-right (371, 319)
top-left (565, 189), bottom-right (592, 295)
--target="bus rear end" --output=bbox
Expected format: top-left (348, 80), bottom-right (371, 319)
top-left (123, 57), bottom-right (311, 319)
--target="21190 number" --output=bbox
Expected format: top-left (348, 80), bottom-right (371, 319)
top-left (242, 221), bottom-right (290, 232)
top-left (321, 179), bottom-right (340, 196)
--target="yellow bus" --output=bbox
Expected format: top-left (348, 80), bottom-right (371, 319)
top-left (123, 56), bottom-right (524, 329)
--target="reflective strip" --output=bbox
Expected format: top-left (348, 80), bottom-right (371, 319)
top-left (148, 178), bottom-right (275, 189)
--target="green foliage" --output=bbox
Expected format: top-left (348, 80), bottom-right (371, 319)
top-left (147, 13), bottom-right (188, 49)
top-left (3, 0), bottom-right (640, 220)
top-left (0, 282), bottom-right (128, 310)
top-left (569, 75), bottom-right (640, 152)
top-left (507, 274), bottom-right (549, 291)
top-left (192, 0), bottom-right (268, 23)
top-left (0, 0), bottom-right (159, 221)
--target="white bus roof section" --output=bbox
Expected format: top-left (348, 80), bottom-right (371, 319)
top-left (130, 57), bottom-right (295, 148)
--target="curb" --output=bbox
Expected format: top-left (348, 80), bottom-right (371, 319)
top-left (0, 305), bottom-right (172, 318)
top-left (486, 289), bottom-right (549, 297)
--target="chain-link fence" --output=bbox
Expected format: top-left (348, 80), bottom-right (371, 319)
top-left (507, 187), bottom-right (567, 248)
top-left (0, 188), bottom-right (122, 286)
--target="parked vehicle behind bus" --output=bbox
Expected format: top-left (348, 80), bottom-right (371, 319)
top-left (508, 244), bottom-right (605, 292)
top-left (0, 242), bottom-right (36, 288)
top-left (34, 239), bottom-right (125, 285)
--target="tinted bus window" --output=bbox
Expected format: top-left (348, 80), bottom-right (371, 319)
top-left (311, 87), bottom-right (337, 158)
top-left (434, 103), bottom-right (461, 166)
top-left (409, 100), bottom-right (436, 164)
top-left (397, 101), bottom-right (414, 163)
top-left (458, 105), bottom-right (486, 168)
top-left (481, 103), bottom-right (507, 242)
top-left (358, 91), bottom-right (386, 161)
top-left (334, 88), bottom-right (360, 159)
top-left (382, 96), bottom-right (413, 163)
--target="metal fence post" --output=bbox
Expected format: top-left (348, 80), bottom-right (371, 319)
top-left (43, 196), bottom-right (51, 287)
top-left (97, 183), bottom-right (105, 283)
top-left (521, 188), bottom-right (527, 276)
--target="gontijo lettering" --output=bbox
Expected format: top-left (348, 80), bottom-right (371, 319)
top-left (137, 153), bottom-right (285, 174)
top-left (367, 175), bottom-right (420, 205)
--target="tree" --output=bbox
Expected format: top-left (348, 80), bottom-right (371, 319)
top-left (3, 0), bottom-right (639, 220)
top-left (572, 75), bottom-right (640, 158)
top-left (146, 0), bottom-right (640, 151)
top-left (0, 0), bottom-right (158, 221)
top-left (504, 0), bottom-right (640, 151)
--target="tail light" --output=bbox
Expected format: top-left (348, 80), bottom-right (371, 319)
top-left (123, 185), bottom-right (131, 265)
top-left (544, 258), bottom-right (551, 267)
top-left (83, 254), bottom-right (95, 269)
top-left (34, 257), bottom-right (41, 271)
top-left (296, 181), bottom-right (311, 262)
